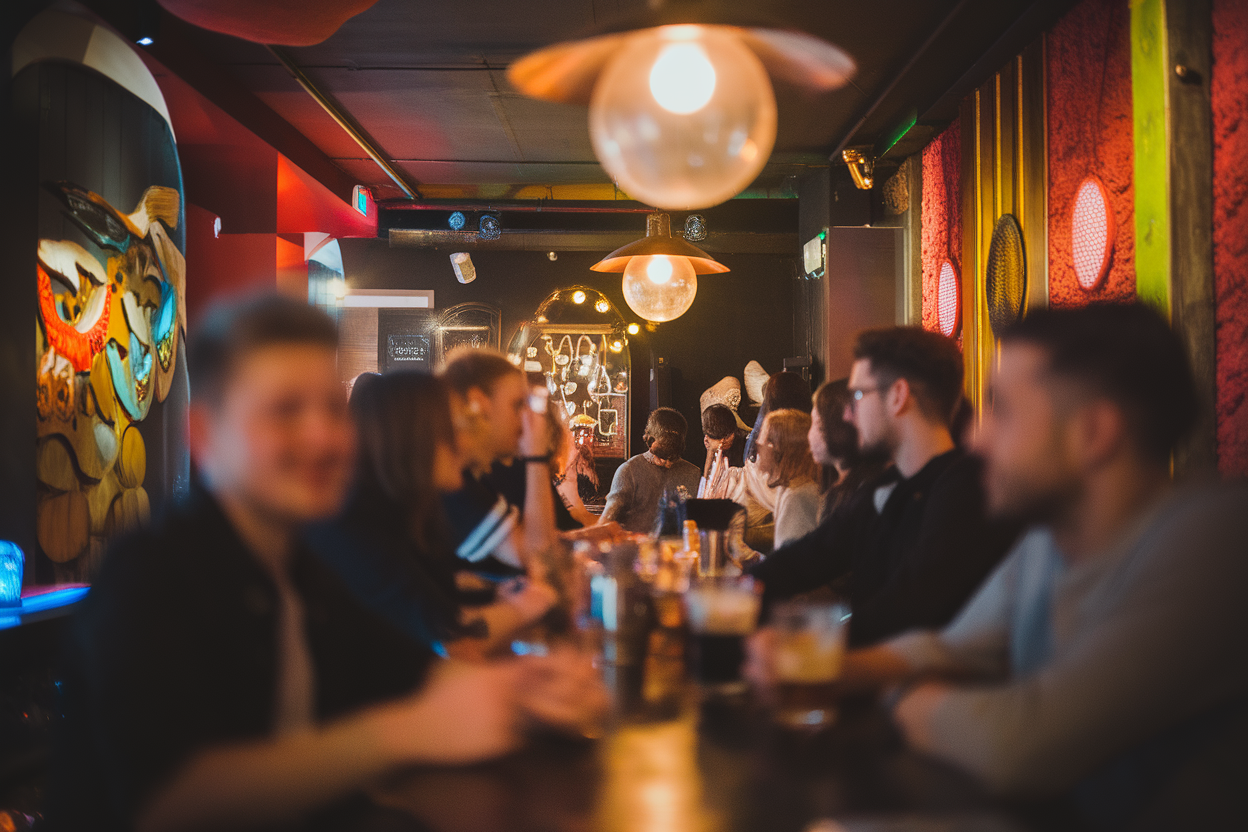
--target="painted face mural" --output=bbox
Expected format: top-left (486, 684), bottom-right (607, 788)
top-left (35, 182), bottom-right (186, 565)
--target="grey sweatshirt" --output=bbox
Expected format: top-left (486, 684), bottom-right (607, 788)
top-left (888, 485), bottom-right (1248, 796)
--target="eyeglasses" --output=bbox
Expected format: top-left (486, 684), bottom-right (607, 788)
top-left (847, 386), bottom-right (881, 409)
top-left (848, 386), bottom-right (878, 404)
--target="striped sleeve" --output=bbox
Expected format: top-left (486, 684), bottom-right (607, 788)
top-left (455, 496), bottom-right (520, 565)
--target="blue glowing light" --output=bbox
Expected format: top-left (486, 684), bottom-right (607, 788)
top-left (448, 211), bottom-right (466, 230)
top-left (0, 585), bottom-right (90, 630)
top-left (137, 37), bottom-right (154, 46)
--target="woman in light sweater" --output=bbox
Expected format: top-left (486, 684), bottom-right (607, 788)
top-left (753, 408), bottom-right (822, 549)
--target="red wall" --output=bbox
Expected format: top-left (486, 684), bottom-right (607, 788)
top-left (1212, 0), bottom-right (1248, 477)
top-left (921, 120), bottom-right (963, 333)
top-left (1046, 0), bottom-right (1136, 308)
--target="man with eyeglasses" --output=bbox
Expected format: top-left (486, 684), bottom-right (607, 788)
top-left (749, 326), bottom-right (1019, 646)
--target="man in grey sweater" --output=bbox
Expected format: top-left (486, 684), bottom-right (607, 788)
top-left (752, 304), bottom-right (1247, 823)
top-left (600, 407), bottom-right (701, 534)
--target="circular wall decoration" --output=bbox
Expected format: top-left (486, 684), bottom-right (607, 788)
top-left (936, 260), bottom-right (960, 337)
top-left (985, 214), bottom-right (1027, 336)
top-left (1071, 175), bottom-right (1116, 291)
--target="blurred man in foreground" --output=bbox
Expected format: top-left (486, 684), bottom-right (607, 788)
top-left (754, 304), bottom-right (1247, 826)
top-left (49, 296), bottom-right (603, 832)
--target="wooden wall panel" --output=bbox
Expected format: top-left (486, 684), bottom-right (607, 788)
top-left (960, 41), bottom-right (1049, 412)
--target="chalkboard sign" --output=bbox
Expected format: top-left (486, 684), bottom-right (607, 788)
top-left (386, 334), bottom-right (430, 371)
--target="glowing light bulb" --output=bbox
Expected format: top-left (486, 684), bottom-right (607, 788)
top-left (646, 257), bottom-right (674, 285)
top-left (649, 42), bottom-right (716, 114)
top-left (622, 255), bottom-right (697, 322)
top-left (590, 25), bottom-right (776, 210)
top-left (595, 298), bottom-right (611, 313)
top-left (572, 290), bottom-right (587, 304)
top-left (627, 323), bottom-right (640, 335)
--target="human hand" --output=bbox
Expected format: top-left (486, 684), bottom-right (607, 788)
top-left (498, 578), bottom-right (559, 625)
top-left (516, 647), bottom-right (609, 738)
top-left (381, 660), bottom-right (525, 765)
top-left (518, 406), bottom-right (550, 458)
top-left (891, 681), bottom-right (951, 753)
top-left (562, 521), bottom-right (626, 544)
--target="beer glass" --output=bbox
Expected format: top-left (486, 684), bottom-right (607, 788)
top-left (684, 576), bottom-right (760, 694)
top-left (771, 600), bottom-right (849, 729)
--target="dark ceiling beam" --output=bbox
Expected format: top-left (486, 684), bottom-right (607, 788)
top-left (267, 46), bottom-right (423, 200)
top-left (829, 0), bottom-right (974, 159)
top-left (388, 228), bottom-right (797, 255)
top-left (140, 12), bottom-right (360, 204)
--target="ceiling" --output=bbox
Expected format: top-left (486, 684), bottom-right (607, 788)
top-left (88, 0), bottom-right (1075, 205)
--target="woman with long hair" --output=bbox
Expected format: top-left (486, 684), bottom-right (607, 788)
top-left (755, 408), bottom-right (822, 547)
top-left (312, 371), bottom-right (555, 659)
top-left (809, 378), bottom-right (889, 520)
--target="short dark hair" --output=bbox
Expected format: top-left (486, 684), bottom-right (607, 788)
top-left (187, 294), bottom-right (338, 406)
top-left (439, 348), bottom-right (522, 396)
top-left (762, 371), bottom-right (812, 414)
top-left (644, 407), bottom-right (687, 461)
top-left (853, 327), bottom-right (963, 425)
top-left (701, 404), bottom-right (737, 440)
top-left (999, 303), bottom-right (1197, 464)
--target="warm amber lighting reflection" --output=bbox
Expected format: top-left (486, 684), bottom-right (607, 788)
top-left (597, 715), bottom-right (707, 832)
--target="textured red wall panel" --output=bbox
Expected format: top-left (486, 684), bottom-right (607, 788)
top-left (921, 120), bottom-right (963, 333)
top-left (1212, 0), bottom-right (1248, 476)
top-left (1046, 0), bottom-right (1135, 308)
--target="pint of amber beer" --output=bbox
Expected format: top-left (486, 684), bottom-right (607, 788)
top-left (771, 600), bottom-right (849, 728)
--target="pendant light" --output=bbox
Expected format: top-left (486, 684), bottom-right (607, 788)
top-left (508, 3), bottom-right (854, 210)
top-left (591, 212), bottom-right (728, 322)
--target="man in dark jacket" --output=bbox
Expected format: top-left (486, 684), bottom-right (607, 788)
top-left (49, 296), bottom-right (603, 832)
top-left (750, 326), bottom-right (1019, 646)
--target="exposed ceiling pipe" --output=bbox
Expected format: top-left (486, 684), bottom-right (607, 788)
top-left (379, 199), bottom-right (655, 214)
top-left (388, 228), bottom-right (797, 255)
top-left (268, 46), bottom-right (423, 200)
top-left (829, 0), bottom-right (973, 159)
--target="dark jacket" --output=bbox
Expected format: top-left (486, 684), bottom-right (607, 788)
top-left (749, 449), bottom-right (1021, 647)
top-left (48, 485), bottom-right (433, 832)
top-left (310, 479), bottom-right (466, 649)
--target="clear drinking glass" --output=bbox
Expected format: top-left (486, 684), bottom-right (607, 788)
top-left (771, 600), bottom-right (849, 729)
top-left (683, 576), bottom-right (761, 694)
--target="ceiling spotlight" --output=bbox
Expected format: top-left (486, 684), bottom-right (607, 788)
top-left (627, 322), bottom-right (640, 335)
top-left (843, 148), bottom-right (874, 190)
top-left (572, 290), bottom-right (587, 304)
top-left (683, 214), bottom-right (707, 242)
top-left (591, 212), bottom-right (727, 322)
top-left (547, 251), bottom-right (558, 261)
top-left (509, 15), bottom-right (854, 210)
top-left (450, 252), bottom-right (476, 284)
top-left (595, 298), bottom-right (611, 313)
top-left (478, 213), bottom-right (501, 240)
top-left (448, 211), bottom-right (466, 230)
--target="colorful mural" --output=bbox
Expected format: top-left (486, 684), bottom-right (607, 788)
top-left (35, 184), bottom-right (186, 565)
top-left (13, 10), bottom-right (190, 582)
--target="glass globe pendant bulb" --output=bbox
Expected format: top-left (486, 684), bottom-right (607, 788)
top-left (622, 254), bottom-right (697, 322)
top-left (590, 25), bottom-right (777, 210)
top-left (649, 38), bottom-right (715, 114)
top-left (646, 257), bottom-right (674, 284)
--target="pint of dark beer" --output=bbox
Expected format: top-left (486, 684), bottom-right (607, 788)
top-left (684, 576), bottom-right (761, 693)
top-left (771, 600), bottom-right (849, 728)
